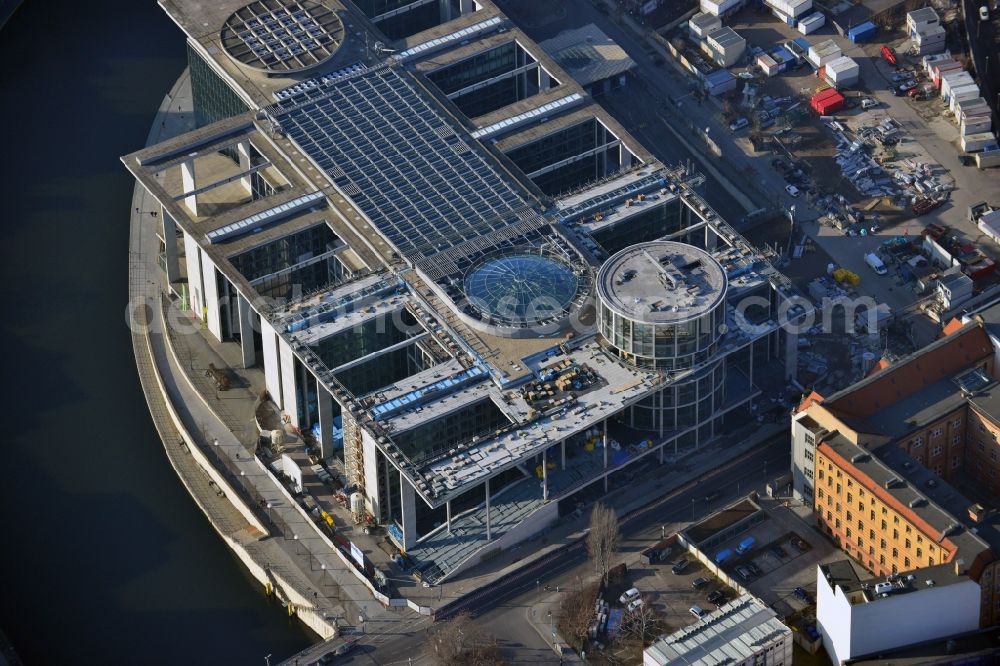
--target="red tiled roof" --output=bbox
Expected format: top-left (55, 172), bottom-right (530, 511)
top-left (796, 390), bottom-right (824, 413)
top-left (942, 318), bottom-right (966, 337)
top-left (824, 324), bottom-right (993, 419)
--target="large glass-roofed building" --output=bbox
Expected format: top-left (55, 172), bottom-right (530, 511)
top-left (125, 0), bottom-right (806, 587)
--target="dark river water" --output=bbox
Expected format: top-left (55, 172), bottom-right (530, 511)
top-left (0, 1), bottom-right (313, 662)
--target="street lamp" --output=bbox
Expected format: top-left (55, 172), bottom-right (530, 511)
top-left (265, 654), bottom-right (271, 666)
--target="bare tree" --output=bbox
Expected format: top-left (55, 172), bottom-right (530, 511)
top-left (427, 611), bottom-right (505, 666)
top-left (621, 598), bottom-right (665, 646)
top-left (559, 579), bottom-right (601, 651)
top-left (586, 502), bottom-right (621, 585)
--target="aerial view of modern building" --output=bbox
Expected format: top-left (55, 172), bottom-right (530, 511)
top-left (123, 0), bottom-right (805, 586)
top-left (791, 317), bottom-right (1000, 663)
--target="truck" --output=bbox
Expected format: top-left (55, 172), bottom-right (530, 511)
top-left (865, 252), bottom-right (888, 275)
top-left (736, 536), bottom-right (756, 555)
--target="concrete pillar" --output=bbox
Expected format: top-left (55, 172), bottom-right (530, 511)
top-left (299, 359), bottom-right (312, 428)
top-left (237, 294), bottom-right (256, 368)
top-left (162, 210), bottom-right (181, 286)
top-left (785, 330), bottom-right (798, 380)
top-left (603, 420), bottom-right (609, 494)
top-left (279, 339), bottom-right (299, 426)
top-left (459, 0), bottom-right (474, 13)
top-left (180, 158), bottom-right (198, 216)
top-left (542, 448), bottom-right (549, 501)
top-left (317, 381), bottom-right (334, 460)
top-left (561, 439), bottom-right (566, 470)
top-left (446, 500), bottom-right (452, 535)
top-left (400, 477), bottom-right (417, 551)
top-left (538, 67), bottom-right (551, 91)
top-left (260, 317), bottom-right (283, 408)
top-left (485, 477), bottom-right (492, 541)
top-left (438, 0), bottom-right (451, 22)
top-left (183, 232), bottom-right (203, 318)
top-left (620, 146), bottom-right (634, 171)
top-left (200, 250), bottom-right (222, 340)
top-left (237, 140), bottom-right (252, 194)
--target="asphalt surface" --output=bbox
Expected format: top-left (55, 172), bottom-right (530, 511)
top-left (330, 433), bottom-right (789, 664)
top-left (962, 0), bottom-right (1000, 132)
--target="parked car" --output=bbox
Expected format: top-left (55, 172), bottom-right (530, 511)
top-left (736, 565), bottom-right (754, 581)
top-left (692, 577), bottom-right (709, 589)
top-left (861, 98), bottom-right (878, 109)
top-left (785, 184), bottom-right (800, 197)
top-left (334, 639), bottom-right (359, 657)
top-left (689, 605), bottom-right (707, 619)
top-left (794, 586), bottom-right (811, 603)
top-left (627, 598), bottom-right (644, 613)
top-left (620, 587), bottom-right (641, 604)
top-left (672, 559), bottom-right (690, 574)
top-left (729, 117), bottom-right (749, 131)
top-left (770, 545), bottom-right (787, 558)
top-left (707, 589), bottom-right (726, 604)
top-left (746, 562), bottom-right (762, 576)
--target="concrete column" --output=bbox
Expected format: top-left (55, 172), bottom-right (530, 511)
top-left (620, 146), bottom-right (634, 171)
top-left (237, 294), bottom-right (256, 368)
top-left (459, 0), bottom-right (474, 13)
top-left (438, 0), bottom-right (451, 22)
top-left (400, 477), bottom-right (417, 551)
top-left (180, 158), bottom-right (198, 216)
top-left (299, 359), bottom-right (312, 429)
top-left (561, 439), bottom-right (566, 470)
top-left (162, 210), bottom-right (181, 285)
top-left (237, 140), bottom-right (252, 194)
top-left (200, 250), bottom-right (222, 340)
top-left (538, 67), bottom-right (551, 91)
top-left (446, 500), bottom-right (452, 535)
top-left (542, 448), bottom-right (549, 501)
top-left (279, 339), bottom-right (299, 426)
top-left (183, 231), bottom-right (203, 317)
top-left (317, 381), bottom-right (334, 460)
top-left (603, 420), bottom-right (609, 494)
top-left (485, 477), bottom-right (492, 541)
top-left (785, 329), bottom-right (798, 380)
top-left (260, 318), bottom-right (283, 408)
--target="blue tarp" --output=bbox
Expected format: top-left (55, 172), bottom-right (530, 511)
top-left (606, 609), bottom-right (624, 640)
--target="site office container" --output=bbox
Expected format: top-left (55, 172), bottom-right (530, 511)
top-left (811, 88), bottom-right (845, 114)
top-left (962, 131), bottom-right (998, 152)
top-left (847, 21), bottom-right (877, 42)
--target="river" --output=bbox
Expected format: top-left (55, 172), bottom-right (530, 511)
top-left (0, 0), bottom-right (314, 662)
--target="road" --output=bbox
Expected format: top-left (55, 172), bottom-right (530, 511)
top-left (328, 433), bottom-right (789, 664)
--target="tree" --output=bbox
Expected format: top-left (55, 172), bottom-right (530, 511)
top-left (559, 579), bottom-right (601, 651)
top-left (586, 502), bottom-right (621, 585)
top-left (621, 598), bottom-right (665, 646)
top-left (427, 611), bottom-right (505, 666)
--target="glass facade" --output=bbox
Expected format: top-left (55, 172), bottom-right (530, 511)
top-left (506, 119), bottom-right (623, 196)
top-left (598, 297), bottom-right (726, 371)
top-left (187, 44), bottom-right (250, 129)
top-left (310, 311), bottom-right (418, 369)
top-left (375, 2), bottom-right (443, 40)
top-left (623, 360), bottom-right (725, 432)
top-left (392, 399), bottom-right (510, 465)
top-left (592, 200), bottom-right (683, 255)
top-left (429, 42), bottom-right (526, 118)
top-left (229, 223), bottom-right (348, 299)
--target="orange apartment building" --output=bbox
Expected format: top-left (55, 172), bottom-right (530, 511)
top-left (792, 320), bottom-right (1000, 635)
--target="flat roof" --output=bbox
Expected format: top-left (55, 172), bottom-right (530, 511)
top-left (596, 241), bottom-right (727, 324)
top-left (538, 24), bottom-right (635, 88)
top-left (684, 498), bottom-right (761, 544)
top-left (644, 594), bottom-right (790, 665)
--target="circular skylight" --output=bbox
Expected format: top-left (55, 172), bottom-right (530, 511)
top-left (464, 253), bottom-right (580, 326)
top-left (221, 0), bottom-right (344, 73)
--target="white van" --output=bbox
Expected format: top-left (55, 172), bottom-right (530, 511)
top-left (865, 252), bottom-right (888, 275)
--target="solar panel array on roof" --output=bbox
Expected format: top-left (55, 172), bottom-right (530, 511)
top-left (276, 67), bottom-right (532, 259)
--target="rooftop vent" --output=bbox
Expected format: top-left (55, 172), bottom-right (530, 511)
top-left (909, 497), bottom-right (927, 508)
top-left (851, 453), bottom-right (870, 463)
top-left (969, 503), bottom-right (988, 523)
top-left (955, 558), bottom-right (967, 576)
top-left (884, 477), bottom-right (901, 489)
top-left (926, 579), bottom-right (936, 587)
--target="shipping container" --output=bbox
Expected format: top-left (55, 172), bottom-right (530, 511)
top-left (797, 12), bottom-right (825, 34)
top-left (962, 132), bottom-right (998, 152)
top-left (847, 21), bottom-right (877, 42)
top-left (825, 55), bottom-right (859, 87)
top-left (811, 88), bottom-right (845, 114)
top-left (808, 39), bottom-right (841, 67)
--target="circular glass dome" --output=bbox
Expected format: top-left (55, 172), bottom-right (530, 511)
top-left (464, 253), bottom-right (580, 326)
top-left (221, 0), bottom-right (344, 73)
